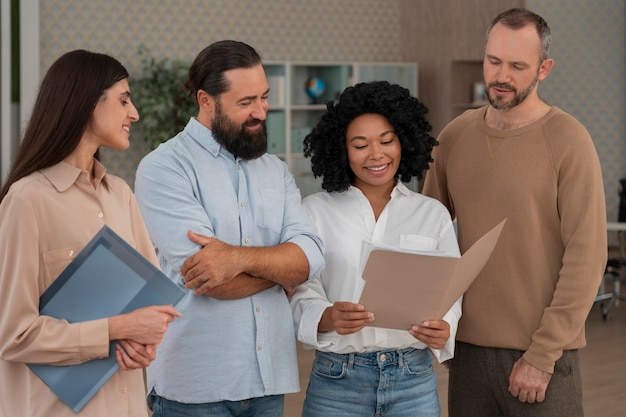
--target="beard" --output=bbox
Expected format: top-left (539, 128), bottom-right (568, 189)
top-left (211, 102), bottom-right (268, 160)
top-left (487, 70), bottom-right (539, 111)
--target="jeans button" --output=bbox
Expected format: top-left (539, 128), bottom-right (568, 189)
top-left (379, 354), bottom-right (387, 362)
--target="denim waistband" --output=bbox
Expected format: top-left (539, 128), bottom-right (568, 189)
top-left (315, 347), bottom-right (426, 368)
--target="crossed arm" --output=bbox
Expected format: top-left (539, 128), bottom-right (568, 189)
top-left (180, 230), bottom-right (310, 299)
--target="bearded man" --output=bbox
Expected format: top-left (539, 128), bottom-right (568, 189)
top-left (135, 40), bottom-right (325, 417)
top-left (423, 8), bottom-right (606, 417)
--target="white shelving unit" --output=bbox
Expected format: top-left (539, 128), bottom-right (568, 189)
top-left (263, 61), bottom-right (418, 197)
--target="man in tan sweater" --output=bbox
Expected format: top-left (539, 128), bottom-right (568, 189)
top-left (423, 8), bottom-right (607, 417)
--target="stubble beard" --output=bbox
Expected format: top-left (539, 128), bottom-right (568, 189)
top-left (487, 71), bottom-right (539, 111)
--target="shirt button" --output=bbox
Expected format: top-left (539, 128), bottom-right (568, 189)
top-left (379, 354), bottom-right (387, 362)
top-left (97, 212), bottom-right (103, 218)
top-left (67, 250), bottom-right (74, 257)
top-left (256, 307), bottom-right (261, 312)
top-left (257, 345), bottom-right (262, 351)
top-left (241, 202), bottom-right (246, 207)
top-left (244, 238), bottom-right (250, 244)
top-left (122, 386), bottom-right (127, 394)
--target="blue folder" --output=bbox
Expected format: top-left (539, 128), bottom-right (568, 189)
top-left (28, 225), bottom-right (185, 413)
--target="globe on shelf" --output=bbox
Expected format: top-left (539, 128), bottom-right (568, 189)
top-left (305, 76), bottom-right (325, 104)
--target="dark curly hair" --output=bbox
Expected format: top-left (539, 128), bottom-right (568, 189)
top-left (303, 80), bottom-right (437, 193)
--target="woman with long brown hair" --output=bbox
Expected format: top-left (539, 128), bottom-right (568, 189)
top-left (0, 50), bottom-right (180, 417)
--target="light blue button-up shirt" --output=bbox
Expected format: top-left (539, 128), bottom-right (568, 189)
top-left (135, 118), bottom-right (325, 403)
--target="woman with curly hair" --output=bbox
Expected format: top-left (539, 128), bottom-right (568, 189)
top-left (290, 81), bottom-right (461, 417)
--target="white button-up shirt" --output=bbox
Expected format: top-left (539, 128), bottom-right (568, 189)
top-left (290, 183), bottom-right (461, 362)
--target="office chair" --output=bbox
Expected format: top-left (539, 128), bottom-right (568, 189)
top-left (596, 258), bottom-right (626, 320)
top-left (595, 178), bottom-right (626, 320)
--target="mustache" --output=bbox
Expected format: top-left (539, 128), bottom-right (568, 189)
top-left (489, 82), bottom-right (517, 92)
top-left (243, 118), bottom-right (263, 127)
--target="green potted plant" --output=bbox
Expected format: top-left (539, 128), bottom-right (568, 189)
top-left (133, 46), bottom-right (196, 149)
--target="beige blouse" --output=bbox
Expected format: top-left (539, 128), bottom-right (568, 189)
top-left (0, 161), bottom-right (158, 417)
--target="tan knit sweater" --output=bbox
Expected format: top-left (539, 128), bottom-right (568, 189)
top-left (423, 106), bottom-right (607, 373)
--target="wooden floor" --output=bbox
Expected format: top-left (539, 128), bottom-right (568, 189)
top-left (284, 302), bottom-right (626, 417)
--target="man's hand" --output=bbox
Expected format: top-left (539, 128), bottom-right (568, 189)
top-left (181, 231), bottom-right (244, 294)
top-left (508, 357), bottom-right (553, 403)
top-left (283, 285), bottom-right (297, 299)
top-left (319, 302), bottom-right (374, 334)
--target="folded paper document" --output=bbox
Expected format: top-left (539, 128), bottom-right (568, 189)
top-left (359, 219), bottom-right (505, 330)
top-left (28, 225), bottom-right (185, 413)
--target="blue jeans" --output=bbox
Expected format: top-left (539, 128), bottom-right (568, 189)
top-left (302, 348), bottom-right (440, 417)
top-left (148, 391), bottom-right (284, 417)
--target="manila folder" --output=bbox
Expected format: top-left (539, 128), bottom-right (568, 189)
top-left (359, 219), bottom-right (505, 330)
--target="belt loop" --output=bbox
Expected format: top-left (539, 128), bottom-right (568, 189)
top-left (348, 353), bottom-right (355, 369)
top-left (398, 349), bottom-right (405, 368)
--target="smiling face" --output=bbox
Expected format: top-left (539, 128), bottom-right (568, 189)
top-left (483, 22), bottom-right (551, 110)
top-left (346, 113), bottom-right (401, 194)
top-left (85, 78), bottom-right (139, 151)
top-left (208, 65), bottom-right (270, 159)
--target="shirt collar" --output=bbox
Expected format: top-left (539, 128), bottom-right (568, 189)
top-left (348, 181), bottom-right (411, 198)
top-left (186, 117), bottom-right (223, 158)
top-left (392, 181), bottom-right (411, 197)
top-left (40, 159), bottom-right (107, 192)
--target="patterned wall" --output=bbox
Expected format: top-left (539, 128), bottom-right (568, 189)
top-left (40, 0), bottom-right (402, 71)
top-left (527, 0), bottom-right (626, 224)
top-left (37, 0), bottom-right (625, 225)
top-left (38, 0), bottom-right (402, 186)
